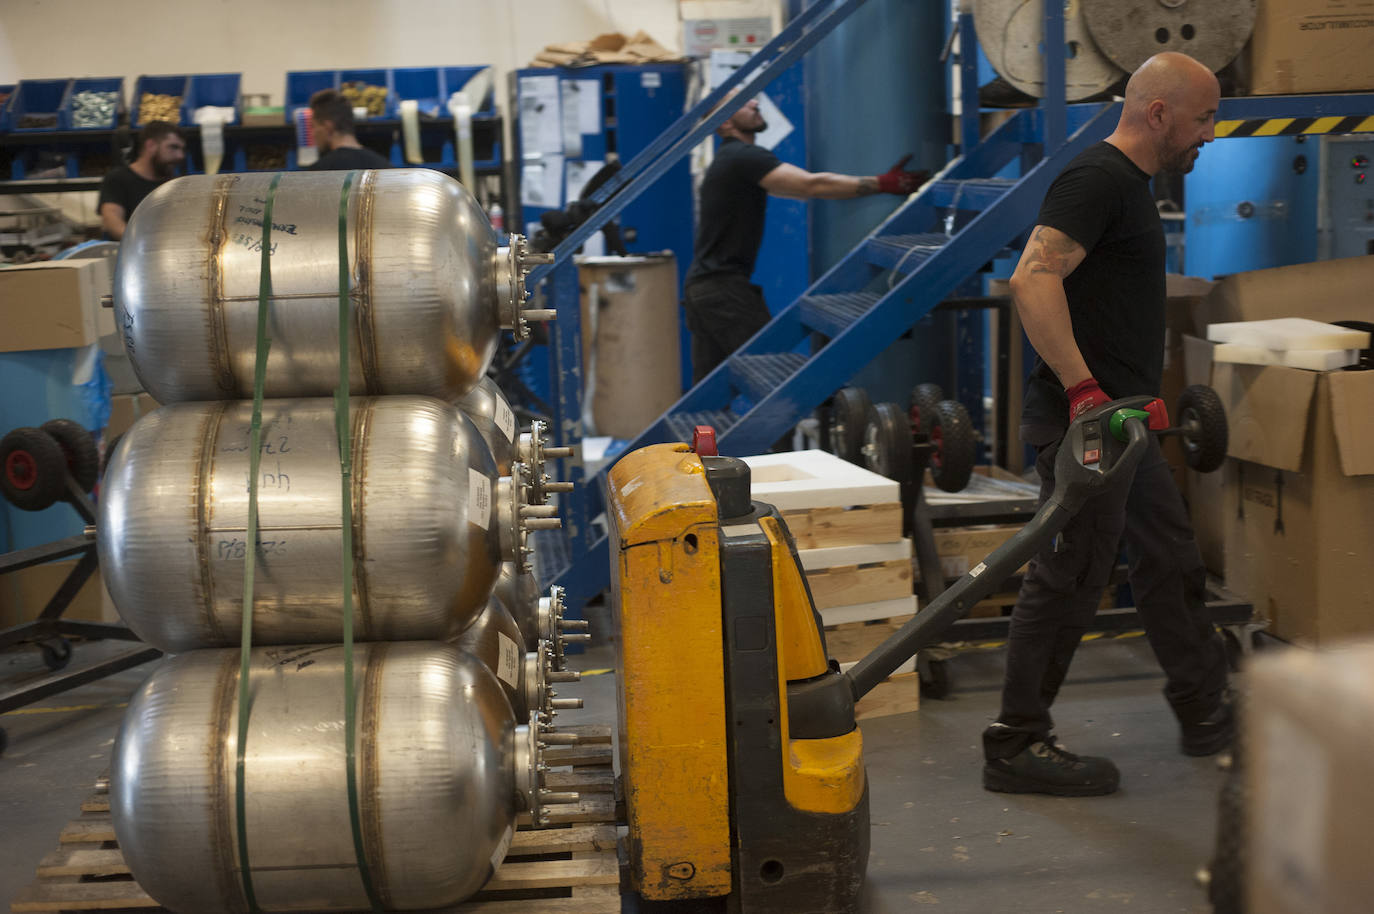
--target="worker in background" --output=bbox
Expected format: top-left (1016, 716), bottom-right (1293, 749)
top-left (307, 89), bottom-right (391, 171)
top-left (983, 52), bottom-right (1231, 797)
top-left (97, 121), bottom-right (185, 240)
top-left (682, 95), bottom-right (927, 383)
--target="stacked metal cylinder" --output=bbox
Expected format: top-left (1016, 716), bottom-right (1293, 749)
top-left (100, 169), bottom-right (588, 912)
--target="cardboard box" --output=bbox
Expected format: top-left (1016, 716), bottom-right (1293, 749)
top-left (1245, 0), bottom-right (1374, 96)
top-left (0, 259), bottom-right (113, 353)
top-left (0, 558), bottom-right (118, 628)
top-left (1246, 641), bottom-right (1374, 914)
top-left (1203, 256), bottom-right (1374, 326)
top-left (1216, 361), bottom-right (1374, 645)
top-left (105, 392), bottom-right (161, 441)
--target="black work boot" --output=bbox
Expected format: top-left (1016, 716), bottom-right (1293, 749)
top-left (983, 735), bottom-right (1120, 796)
top-left (1181, 692), bottom-right (1235, 757)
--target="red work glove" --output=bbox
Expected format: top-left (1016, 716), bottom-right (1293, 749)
top-left (876, 154), bottom-right (929, 195)
top-left (1066, 377), bottom-right (1109, 421)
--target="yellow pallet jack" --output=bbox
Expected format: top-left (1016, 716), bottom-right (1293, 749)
top-left (607, 395), bottom-right (1179, 913)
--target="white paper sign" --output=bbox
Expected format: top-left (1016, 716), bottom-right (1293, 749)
top-left (520, 155), bottom-right (564, 208)
top-left (495, 399), bottom-right (516, 443)
top-left (559, 81), bottom-right (583, 158)
top-left (496, 632), bottom-right (520, 688)
top-left (468, 468), bottom-right (492, 530)
top-left (518, 75), bottom-right (563, 155)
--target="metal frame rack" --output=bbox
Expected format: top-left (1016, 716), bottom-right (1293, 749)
top-left (528, 0), bottom-right (1374, 614)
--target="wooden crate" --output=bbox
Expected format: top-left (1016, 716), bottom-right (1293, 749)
top-left (11, 725), bottom-right (622, 914)
top-left (805, 559), bottom-right (911, 610)
top-left (743, 450), bottom-right (903, 549)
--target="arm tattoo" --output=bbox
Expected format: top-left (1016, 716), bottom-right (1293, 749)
top-left (856, 177), bottom-right (879, 196)
top-left (1022, 226), bottom-right (1079, 277)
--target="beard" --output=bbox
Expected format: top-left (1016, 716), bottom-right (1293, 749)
top-left (740, 116), bottom-right (768, 135)
top-left (152, 157), bottom-right (179, 179)
top-left (1161, 141), bottom-right (1202, 174)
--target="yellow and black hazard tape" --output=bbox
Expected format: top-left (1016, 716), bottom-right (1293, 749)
top-left (1215, 114), bottom-right (1374, 138)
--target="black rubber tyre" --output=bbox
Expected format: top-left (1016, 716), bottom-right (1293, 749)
top-left (862, 402), bottom-right (914, 485)
top-left (928, 400), bottom-right (976, 493)
top-left (910, 382), bottom-right (945, 437)
top-left (40, 637), bottom-right (72, 672)
top-left (1208, 761), bottom-right (1246, 914)
top-left (0, 427), bottom-right (67, 512)
top-left (1178, 385), bottom-right (1228, 474)
top-left (41, 419), bottom-right (99, 493)
top-left (827, 387), bottom-right (872, 465)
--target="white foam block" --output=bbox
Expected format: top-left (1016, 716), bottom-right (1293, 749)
top-left (797, 539), bottom-right (912, 571)
top-left (1212, 343), bottom-right (1360, 371)
top-left (819, 596), bottom-right (918, 627)
top-left (743, 449), bottom-right (898, 511)
top-left (1206, 318), bottom-right (1370, 351)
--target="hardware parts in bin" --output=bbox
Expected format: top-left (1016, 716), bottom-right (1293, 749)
top-left (341, 80), bottom-right (387, 117)
top-left (69, 91), bottom-right (118, 128)
top-left (138, 92), bottom-right (180, 124)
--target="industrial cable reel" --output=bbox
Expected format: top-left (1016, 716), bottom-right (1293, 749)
top-left (1081, 0), bottom-right (1256, 74)
top-left (973, 0), bottom-right (1126, 101)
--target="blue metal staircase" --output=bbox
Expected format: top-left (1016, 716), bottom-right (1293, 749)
top-left (548, 101), bottom-right (1118, 608)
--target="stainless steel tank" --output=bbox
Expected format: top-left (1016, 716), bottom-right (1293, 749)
top-left (454, 378), bottom-right (575, 505)
top-left (111, 643), bottom-right (576, 912)
top-left (492, 573), bottom-right (589, 669)
top-left (98, 396), bottom-right (560, 653)
top-left (114, 169), bottom-right (554, 404)
top-left (452, 597), bottom-right (583, 722)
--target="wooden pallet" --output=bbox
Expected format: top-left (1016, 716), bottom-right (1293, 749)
top-left (12, 725), bottom-right (623, 914)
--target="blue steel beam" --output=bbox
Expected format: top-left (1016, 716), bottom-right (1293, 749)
top-left (528, 0), bottom-right (872, 287)
top-left (1042, 0), bottom-right (1066, 152)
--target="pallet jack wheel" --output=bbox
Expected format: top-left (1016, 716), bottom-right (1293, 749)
top-left (827, 387), bottom-right (871, 465)
top-left (918, 652), bottom-right (951, 700)
top-left (910, 382), bottom-right (945, 436)
top-left (1177, 385), bottom-right (1228, 474)
top-left (927, 400), bottom-right (976, 493)
top-left (41, 419), bottom-right (99, 493)
top-left (862, 402), bottom-right (914, 485)
top-left (40, 637), bottom-right (73, 672)
top-left (0, 427), bottom-right (67, 512)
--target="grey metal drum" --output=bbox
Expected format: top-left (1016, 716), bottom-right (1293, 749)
top-left (456, 375), bottom-right (519, 475)
top-left (99, 396), bottom-right (502, 652)
top-left (114, 169), bottom-right (552, 403)
top-left (110, 643), bottom-right (532, 912)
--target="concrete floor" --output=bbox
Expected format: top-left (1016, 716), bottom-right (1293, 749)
top-left (0, 607), bottom-right (1227, 914)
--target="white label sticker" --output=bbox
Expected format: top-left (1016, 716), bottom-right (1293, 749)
top-left (496, 400), bottom-right (516, 443)
top-left (968, 562), bottom-right (987, 579)
top-left (497, 632), bottom-right (520, 688)
top-left (491, 822), bottom-right (514, 871)
top-left (641, 71), bottom-right (661, 88)
top-left (469, 468), bottom-right (492, 530)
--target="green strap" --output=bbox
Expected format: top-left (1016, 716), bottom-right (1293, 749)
top-left (334, 171), bottom-right (383, 911)
top-left (234, 171), bottom-right (283, 912)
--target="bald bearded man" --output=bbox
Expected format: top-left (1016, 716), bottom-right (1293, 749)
top-left (982, 52), bottom-right (1232, 797)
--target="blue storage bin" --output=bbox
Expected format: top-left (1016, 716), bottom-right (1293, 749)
top-left (338, 68), bottom-right (393, 119)
top-left (61, 76), bottom-right (125, 130)
top-left (131, 74), bottom-right (190, 127)
top-left (440, 66), bottom-right (495, 114)
top-left (0, 84), bottom-right (16, 132)
top-left (184, 72), bottom-right (242, 124)
top-left (8, 79), bottom-right (72, 132)
top-left (284, 69), bottom-right (337, 123)
top-left (392, 66), bottom-right (443, 117)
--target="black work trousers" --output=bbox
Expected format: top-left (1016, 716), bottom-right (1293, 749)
top-left (982, 426), bottom-right (1229, 760)
top-left (682, 274), bottom-right (771, 384)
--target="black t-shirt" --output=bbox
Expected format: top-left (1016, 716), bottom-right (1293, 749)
top-left (97, 165), bottom-right (164, 222)
top-left (309, 145), bottom-right (392, 171)
top-left (1022, 141), bottom-right (1167, 428)
top-left (684, 137), bottom-right (781, 287)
